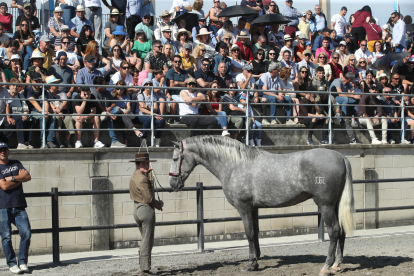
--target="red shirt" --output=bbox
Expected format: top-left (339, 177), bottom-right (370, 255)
top-left (329, 63), bottom-right (343, 79)
top-left (0, 13), bottom-right (12, 32)
top-left (236, 41), bottom-right (253, 61)
top-left (352, 11), bottom-right (371, 28)
top-left (363, 22), bottom-right (382, 41)
top-left (294, 44), bottom-right (305, 63)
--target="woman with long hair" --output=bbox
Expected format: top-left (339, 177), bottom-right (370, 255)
top-left (13, 18), bottom-right (35, 71)
top-left (297, 66), bottom-right (311, 93)
top-left (76, 25), bottom-right (94, 57)
top-left (264, 48), bottom-right (279, 70)
top-left (47, 6), bottom-right (65, 43)
top-left (109, 45), bottom-right (127, 74)
top-left (202, 81), bottom-right (230, 136)
top-left (350, 5), bottom-right (372, 49)
top-left (335, 41), bottom-right (349, 66)
top-left (357, 57), bottom-right (369, 80)
top-left (130, 30), bottom-right (150, 70)
top-left (279, 67), bottom-right (300, 124)
top-left (108, 26), bottom-right (131, 56)
top-left (371, 40), bottom-right (386, 67)
top-left (109, 60), bottom-right (137, 93)
top-left (162, 43), bottom-right (174, 69)
top-left (360, 69), bottom-right (376, 92)
top-left (191, 0), bottom-right (205, 18)
top-left (267, 1), bottom-right (280, 14)
top-left (315, 52), bottom-right (332, 82)
top-left (192, 43), bottom-right (207, 70)
top-left (252, 49), bottom-right (266, 81)
top-left (343, 55), bottom-right (358, 76)
top-left (135, 78), bottom-right (166, 147)
top-left (84, 40), bottom-right (111, 75)
top-left (194, 28), bottom-right (217, 59)
top-left (4, 55), bottom-right (23, 81)
top-left (109, 80), bottom-right (143, 145)
top-left (175, 28), bottom-right (193, 53)
top-left (229, 44), bottom-right (245, 78)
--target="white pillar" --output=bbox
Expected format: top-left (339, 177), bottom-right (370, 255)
top-left (320, 0), bottom-right (331, 26)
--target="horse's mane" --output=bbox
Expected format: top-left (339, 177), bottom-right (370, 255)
top-left (184, 136), bottom-right (263, 163)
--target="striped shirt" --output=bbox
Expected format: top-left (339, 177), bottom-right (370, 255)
top-left (221, 94), bottom-right (239, 113)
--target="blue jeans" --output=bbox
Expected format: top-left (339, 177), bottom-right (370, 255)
top-left (0, 208), bottom-right (31, 267)
top-left (209, 24), bottom-right (219, 35)
top-left (215, 111), bottom-right (228, 128)
top-left (22, 45), bottom-right (34, 71)
top-left (387, 118), bottom-right (407, 141)
top-left (137, 116), bottom-right (166, 138)
top-left (101, 117), bottom-right (119, 143)
top-left (31, 111), bottom-right (56, 142)
top-left (277, 96), bottom-right (292, 117)
top-left (394, 44), bottom-right (404, 52)
top-left (335, 96), bottom-right (359, 116)
top-left (263, 95), bottom-right (277, 121)
top-left (61, 5), bottom-right (76, 27)
top-left (251, 120), bottom-right (262, 139)
top-left (109, 106), bottom-right (124, 114)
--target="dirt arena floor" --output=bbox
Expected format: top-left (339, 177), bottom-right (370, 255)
top-left (5, 232), bottom-right (412, 276)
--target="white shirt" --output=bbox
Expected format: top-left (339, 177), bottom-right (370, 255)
top-left (179, 90), bottom-right (198, 115)
top-left (0, 87), bottom-right (9, 125)
top-left (236, 73), bottom-right (255, 90)
top-left (83, 0), bottom-right (101, 8)
top-left (170, 0), bottom-right (191, 14)
top-left (392, 19), bottom-right (407, 48)
top-left (354, 48), bottom-right (373, 63)
top-left (56, 50), bottom-right (77, 65)
top-left (331, 14), bottom-right (347, 37)
top-left (108, 72), bottom-right (134, 92)
top-left (230, 57), bottom-right (245, 77)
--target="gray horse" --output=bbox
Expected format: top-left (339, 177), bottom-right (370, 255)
top-left (169, 136), bottom-right (356, 275)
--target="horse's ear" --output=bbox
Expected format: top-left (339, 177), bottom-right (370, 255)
top-left (171, 141), bottom-right (181, 148)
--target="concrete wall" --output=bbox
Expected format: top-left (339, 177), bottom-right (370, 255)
top-left (3, 145), bottom-right (414, 256)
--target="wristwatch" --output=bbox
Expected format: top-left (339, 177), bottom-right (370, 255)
top-left (10, 176), bottom-right (15, 182)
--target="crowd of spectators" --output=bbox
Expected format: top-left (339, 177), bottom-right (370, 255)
top-left (0, 1), bottom-right (413, 148)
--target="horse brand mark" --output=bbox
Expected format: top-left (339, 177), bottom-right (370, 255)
top-left (315, 177), bottom-right (325, 185)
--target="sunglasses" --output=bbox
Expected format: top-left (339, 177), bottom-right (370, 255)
top-left (300, 71), bottom-right (308, 73)
top-left (392, 77), bottom-right (399, 80)
top-left (319, 56), bottom-right (326, 59)
top-left (232, 49), bottom-right (240, 52)
top-left (144, 16), bottom-right (151, 19)
top-left (202, 63), bottom-right (210, 66)
top-left (187, 83), bottom-right (196, 86)
top-left (391, 16), bottom-right (396, 19)
top-left (200, 49), bottom-right (206, 52)
top-left (86, 59), bottom-right (96, 63)
top-left (25, 7), bottom-right (31, 10)
top-left (350, 59), bottom-right (355, 61)
top-left (123, 66), bottom-right (130, 70)
top-left (258, 53), bottom-right (263, 56)
top-left (360, 44), bottom-right (367, 47)
top-left (332, 57), bottom-right (339, 60)
top-left (211, 86), bottom-right (219, 88)
top-left (21, 24), bottom-right (28, 26)
top-left (144, 83), bottom-right (152, 86)
top-left (229, 86), bottom-right (236, 89)
top-left (113, 48), bottom-right (120, 51)
top-left (174, 60), bottom-right (182, 63)
top-left (224, 38), bottom-right (230, 40)
top-left (269, 53), bottom-right (276, 55)
top-left (304, 54), bottom-right (311, 57)
top-left (115, 88), bottom-right (123, 91)
top-left (62, 42), bottom-right (70, 44)
top-left (154, 45), bottom-right (162, 48)
top-left (359, 61), bottom-right (366, 64)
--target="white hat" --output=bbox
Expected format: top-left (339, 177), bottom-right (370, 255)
top-left (10, 54), bottom-right (20, 61)
top-left (75, 5), bottom-right (85, 12)
top-left (174, 28), bottom-right (192, 40)
top-left (54, 6), bottom-right (64, 14)
top-left (159, 10), bottom-right (172, 18)
top-left (382, 24), bottom-right (389, 30)
top-left (162, 26), bottom-right (172, 32)
top-left (45, 76), bottom-right (60, 84)
top-left (238, 31), bottom-right (249, 38)
top-left (284, 34), bottom-right (292, 40)
top-left (30, 51), bottom-right (44, 59)
top-left (196, 28), bottom-right (213, 36)
top-left (339, 41), bottom-right (346, 46)
top-left (295, 31), bottom-right (303, 37)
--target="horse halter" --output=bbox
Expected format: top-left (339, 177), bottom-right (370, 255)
top-left (169, 141), bottom-right (184, 177)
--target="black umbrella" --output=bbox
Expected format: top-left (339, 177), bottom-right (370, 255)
top-left (407, 24), bottom-right (414, 33)
top-left (217, 5), bottom-right (257, 18)
top-left (251, 14), bottom-right (291, 25)
top-left (172, 12), bottom-right (199, 33)
top-left (373, 52), bottom-right (411, 67)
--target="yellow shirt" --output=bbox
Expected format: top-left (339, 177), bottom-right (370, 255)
top-left (179, 52), bottom-right (196, 70)
top-left (33, 47), bottom-right (55, 70)
top-left (298, 20), bottom-right (311, 39)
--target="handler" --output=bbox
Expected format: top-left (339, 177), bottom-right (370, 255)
top-left (0, 143), bottom-right (32, 274)
top-left (129, 153), bottom-right (164, 276)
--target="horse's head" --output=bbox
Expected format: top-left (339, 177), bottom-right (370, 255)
top-left (169, 141), bottom-right (196, 192)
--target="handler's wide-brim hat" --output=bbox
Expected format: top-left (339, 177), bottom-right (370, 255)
top-left (129, 153), bottom-right (157, 162)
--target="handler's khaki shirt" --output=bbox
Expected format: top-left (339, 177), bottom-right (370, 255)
top-left (129, 169), bottom-right (162, 209)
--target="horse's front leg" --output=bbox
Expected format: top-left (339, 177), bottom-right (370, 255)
top-left (236, 205), bottom-right (260, 272)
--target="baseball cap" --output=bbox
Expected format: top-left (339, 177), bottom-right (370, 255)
top-left (84, 54), bottom-right (95, 62)
top-left (303, 49), bottom-right (312, 55)
top-left (40, 35), bottom-right (51, 42)
top-left (186, 77), bottom-right (197, 84)
top-left (24, 3), bottom-right (31, 8)
top-left (243, 63), bottom-right (253, 71)
top-left (61, 25), bottom-right (70, 31)
top-left (322, 27), bottom-right (332, 33)
top-left (369, 84), bottom-right (378, 90)
top-left (184, 43), bottom-right (192, 50)
top-left (55, 51), bottom-right (67, 60)
top-left (345, 33), bottom-right (354, 39)
top-left (0, 143), bottom-right (8, 149)
top-left (379, 73), bottom-right (388, 79)
top-left (268, 62), bottom-right (281, 71)
top-left (298, 34), bottom-right (307, 40)
top-left (339, 41), bottom-right (346, 46)
top-left (305, 40), bottom-right (312, 46)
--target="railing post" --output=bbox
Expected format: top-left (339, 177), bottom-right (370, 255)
top-left (42, 84), bottom-right (46, 148)
top-left (196, 182), bottom-right (204, 252)
top-left (150, 86), bottom-right (155, 147)
top-left (401, 98), bottom-right (405, 143)
top-left (328, 91), bottom-right (332, 144)
top-left (245, 89), bottom-right (249, 145)
top-left (318, 207), bottom-right (324, 242)
top-left (51, 187), bottom-right (60, 263)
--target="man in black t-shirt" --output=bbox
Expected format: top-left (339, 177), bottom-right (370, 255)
top-left (399, 58), bottom-right (414, 94)
top-left (194, 58), bottom-right (217, 94)
top-left (0, 143), bottom-right (32, 274)
top-left (15, 3), bottom-right (40, 32)
top-left (388, 73), bottom-right (405, 105)
top-left (73, 87), bottom-right (105, 149)
top-left (392, 55), bottom-right (410, 74)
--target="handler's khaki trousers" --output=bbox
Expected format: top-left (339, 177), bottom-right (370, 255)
top-left (133, 203), bottom-right (156, 271)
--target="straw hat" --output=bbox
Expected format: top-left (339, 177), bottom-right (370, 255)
top-left (174, 28), bottom-right (191, 40)
top-left (45, 76), bottom-right (60, 84)
top-left (110, 8), bottom-right (122, 15)
top-left (30, 51), bottom-right (45, 59)
top-left (196, 28), bottom-right (213, 36)
top-left (238, 31), bottom-right (249, 38)
top-left (159, 10), bottom-right (172, 18)
top-left (54, 6), bottom-right (64, 14)
top-left (75, 5), bottom-right (85, 12)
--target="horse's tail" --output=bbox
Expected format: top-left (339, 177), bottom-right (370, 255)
top-left (338, 157), bottom-right (356, 236)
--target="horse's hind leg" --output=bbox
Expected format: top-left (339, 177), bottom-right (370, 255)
top-left (236, 205), bottom-right (260, 272)
top-left (319, 205), bottom-right (340, 276)
top-left (332, 230), bottom-right (346, 272)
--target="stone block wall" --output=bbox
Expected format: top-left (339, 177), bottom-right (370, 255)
top-left (3, 145), bottom-right (414, 256)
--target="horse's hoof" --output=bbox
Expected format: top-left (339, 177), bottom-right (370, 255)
top-left (241, 262), bottom-right (259, 272)
top-left (319, 268), bottom-right (332, 276)
top-left (331, 265), bottom-right (341, 272)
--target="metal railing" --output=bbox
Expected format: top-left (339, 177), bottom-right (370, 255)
top-left (14, 178), bottom-right (414, 263)
top-left (5, 81), bottom-right (412, 147)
